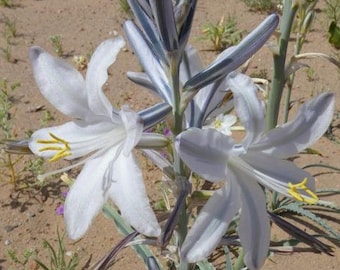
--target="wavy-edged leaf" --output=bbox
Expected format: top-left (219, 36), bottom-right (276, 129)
top-left (276, 198), bottom-right (340, 214)
top-left (275, 203), bottom-right (340, 239)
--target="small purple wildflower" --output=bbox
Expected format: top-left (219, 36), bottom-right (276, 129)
top-left (160, 151), bottom-right (168, 159)
top-left (163, 127), bottom-right (171, 137)
top-left (56, 203), bottom-right (64, 215)
top-left (56, 190), bottom-right (68, 215)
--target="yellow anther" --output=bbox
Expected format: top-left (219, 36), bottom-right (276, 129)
top-left (213, 118), bottom-right (223, 129)
top-left (37, 133), bottom-right (72, 162)
top-left (288, 178), bottom-right (319, 204)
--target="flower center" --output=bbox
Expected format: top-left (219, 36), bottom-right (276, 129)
top-left (288, 178), bottom-right (319, 204)
top-left (37, 132), bottom-right (72, 162)
top-left (212, 118), bottom-right (223, 129)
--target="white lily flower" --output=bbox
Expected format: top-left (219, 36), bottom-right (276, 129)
top-left (28, 37), bottom-right (161, 240)
top-left (176, 72), bottom-right (334, 269)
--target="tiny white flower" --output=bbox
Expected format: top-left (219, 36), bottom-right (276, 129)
top-left (203, 113), bottom-right (237, 136)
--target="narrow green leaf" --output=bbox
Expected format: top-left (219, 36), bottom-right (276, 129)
top-left (196, 260), bottom-right (216, 270)
top-left (328, 21), bottom-right (340, 48)
top-left (102, 204), bottom-right (163, 269)
top-left (223, 246), bottom-right (233, 270)
top-left (34, 260), bottom-right (50, 270)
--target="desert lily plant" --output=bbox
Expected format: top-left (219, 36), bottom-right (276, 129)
top-left (4, 0), bottom-right (338, 269)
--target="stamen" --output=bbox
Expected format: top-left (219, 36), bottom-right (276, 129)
top-left (37, 159), bottom-right (85, 182)
top-left (288, 178), bottom-right (319, 204)
top-left (37, 146), bottom-right (108, 181)
top-left (37, 132), bottom-right (72, 162)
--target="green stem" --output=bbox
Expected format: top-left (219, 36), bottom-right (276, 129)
top-left (233, 248), bottom-right (244, 270)
top-left (284, 2), bottom-right (316, 123)
top-left (170, 51), bottom-right (185, 179)
top-left (168, 51), bottom-right (190, 270)
top-left (266, 0), bottom-right (298, 131)
top-left (282, 79), bottom-right (293, 123)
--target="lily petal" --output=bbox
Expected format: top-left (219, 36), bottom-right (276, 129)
top-left (138, 102), bottom-right (172, 130)
top-left (29, 120), bottom-right (124, 160)
top-left (176, 128), bottom-right (234, 182)
top-left (64, 147), bottom-right (117, 240)
top-left (86, 38), bottom-right (125, 120)
top-left (177, 0), bottom-right (197, 51)
top-left (241, 152), bottom-right (315, 199)
top-left (184, 14), bottom-right (279, 91)
top-left (127, 71), bottom-right (159, 96)
top-left (180, 46), bottom-right (202, 82)
top-left (227, 72), bottom-right (264, 149)
top-left (231, 166), bottom-right (270, 270)
top-left (29, 46), bottom-right (90, 119)
top-left (109, 152), bottom-right (161, 237)
top-left (120, 106), bottom-right (144, 155)
top-left (149, 0), bottom-right (179, 52)
top-left (181, 180), bottom-right (241, 262)
top-left (124, 21), bottom-right (173, 105)
top-left (250, 92), bottom-right (335, 158)
top-left (128, 0), bottom-right (167, 63)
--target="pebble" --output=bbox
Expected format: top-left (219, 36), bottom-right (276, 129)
top-left (26, 212), bottom-right (36, 218)
top-left (4, 225), bottom-right (18, 233)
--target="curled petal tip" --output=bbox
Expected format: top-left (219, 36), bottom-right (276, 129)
top-left (29, 46), bottom-right (43, 60)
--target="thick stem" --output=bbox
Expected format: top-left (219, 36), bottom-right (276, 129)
top-left (266, 0), bottom-right (298, 221)
top-left (283, 3), bottom-right (315, 123)
top-left (168, 51), bottom-right (190, 270)
top-left (169, 51), bottom-right (185, 176)
top-left (266, 0), bottom-right (298, 131)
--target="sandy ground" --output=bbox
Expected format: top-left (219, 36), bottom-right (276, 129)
top-left (0, 0), bottom-right (340, 269)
